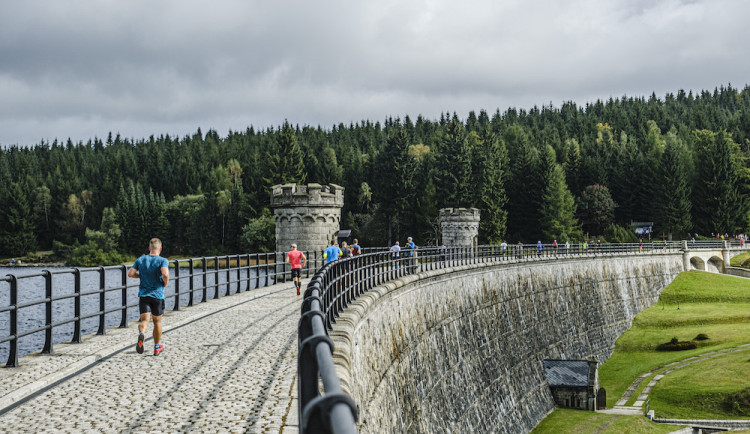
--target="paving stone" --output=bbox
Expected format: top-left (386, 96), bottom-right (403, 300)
top-left (0, 281), bottom-right (304, 433)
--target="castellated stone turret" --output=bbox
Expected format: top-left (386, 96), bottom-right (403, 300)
top-left (270, 183), bottom-right (345, 254)
top-left (439, 207), bottom-right (480, 247)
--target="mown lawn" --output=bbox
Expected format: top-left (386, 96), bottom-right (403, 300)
top-left (531, 409), bottom-right (684, 434)
top-left (535, 270), bottom-right (750, 432)
top-left (600, 271), bottom-right (750, 408)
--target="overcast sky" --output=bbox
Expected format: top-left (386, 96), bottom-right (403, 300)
top-left (2, 0), bottom-right (749, 147)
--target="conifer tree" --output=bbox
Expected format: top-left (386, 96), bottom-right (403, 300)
top-left (654, 131), bottom-right (692, 239)
top-left (434, 115), bottom-right (471, 209)
top-left (539, 145), bottom-right (582, 241)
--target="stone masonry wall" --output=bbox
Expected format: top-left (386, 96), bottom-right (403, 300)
top-left (330, 254), bottom-right (683, 433)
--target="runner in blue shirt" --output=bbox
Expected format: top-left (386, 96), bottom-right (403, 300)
top-left (323, 240), bottom-right (342, 264)
top-left (128, 238), bottom-right (170, 356)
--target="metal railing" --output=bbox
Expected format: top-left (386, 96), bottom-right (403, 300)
top-left (0, 249), bottom-right (340, 367)
top-left (297, 240), bottom-right (746, 433)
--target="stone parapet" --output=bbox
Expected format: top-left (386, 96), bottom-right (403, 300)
top-left (270, 183), bottom-right (344, 208)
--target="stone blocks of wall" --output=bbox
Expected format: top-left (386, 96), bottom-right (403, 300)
top-left (330, 254), bottom-right (684, 433)
top-left (270, 183), bottom-right (344, 254)
top-left (439, 207), bottom-right (480, 247)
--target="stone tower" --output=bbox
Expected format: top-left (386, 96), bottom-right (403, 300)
top-left (440, 208), bottom-right (480, 247)
top-left (270, 183), bottom-right (345, 254)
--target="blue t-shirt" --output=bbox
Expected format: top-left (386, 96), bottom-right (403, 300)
top-left (323, 246), bottom-right (341, 264)
top-left (405, 241), bottom-right (416, 256)
top-left (132, 254), bottom-right (169, 299)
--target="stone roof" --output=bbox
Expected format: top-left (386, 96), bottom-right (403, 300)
top-left (543, 360), bottom-right (592, 387)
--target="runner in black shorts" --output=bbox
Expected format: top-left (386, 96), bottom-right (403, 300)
top-left (286, 243), bottom-right (307, 295)
top-left (139, 296), bottom-right (166, 316)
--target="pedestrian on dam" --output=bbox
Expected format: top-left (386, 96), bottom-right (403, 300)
top-left (323, 239), bottom-right (342, 265)
top-left (390, 240), bottom-right (401, 268)
top-left (405, 237), bottom-right (416, 273)
top-left (286, 243), bottom-right (307, 296)
top-left (351, 238), bottom-right (361, 255)
top-left (128, 238), bottom-right (169, 356)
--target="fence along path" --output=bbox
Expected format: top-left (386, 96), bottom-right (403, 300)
top-left (0, 270), bottom-right (305, 432)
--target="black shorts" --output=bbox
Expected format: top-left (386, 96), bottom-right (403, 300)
top-left (291, 268), bottom-right (301, 278)
top-left (139, 296), bottom-right (165, 316)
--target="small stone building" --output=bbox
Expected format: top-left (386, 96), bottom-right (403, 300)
top-left (543, 359), bottom-right (599, 411)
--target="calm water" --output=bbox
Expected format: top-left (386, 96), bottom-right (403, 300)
top-left (0, 265), bottom-right (278, 364)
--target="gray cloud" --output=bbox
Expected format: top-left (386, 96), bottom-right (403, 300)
top-left (2, 0), bottom-right (749, 146)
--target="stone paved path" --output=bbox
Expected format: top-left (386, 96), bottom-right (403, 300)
top-left (0, 280), bottom-right (305, 433)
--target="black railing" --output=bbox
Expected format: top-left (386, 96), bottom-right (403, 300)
top-left (0, 250), bottom-right (331, 367)
top-left (297, 240), bottom-right (746, 433)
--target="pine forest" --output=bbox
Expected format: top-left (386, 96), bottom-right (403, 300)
top-left (2, 84), bottom-right (749, 264)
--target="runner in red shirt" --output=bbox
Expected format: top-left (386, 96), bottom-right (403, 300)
top-left (286, 243), bottom-right (307, 295)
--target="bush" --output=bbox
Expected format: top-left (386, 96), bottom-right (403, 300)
top-left (603, 224), bottom-right (638, 243)
top-left (656, 338), bottom-right (698, 351)
top-left (694, 333), bottom-right (710, 341)
top-left (722, 388), bottom-right (750, 416)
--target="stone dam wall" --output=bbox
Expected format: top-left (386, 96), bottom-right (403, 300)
top-left (330, 254), bottom-right (684, 433)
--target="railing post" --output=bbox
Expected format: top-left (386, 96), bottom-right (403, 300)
top-left (6, 274), bottom-right (19, 367)
top-left (235, 255), bottom-right (242, 294)
top-left (72, 268), bottom-right (82, 343)
top-left (42, 270), bottom-right (54, 354)
top-left (188, 258), bottom-right (195, 307)
top-left (226, 256), bottom-right (231, 296)
top-left (120, 265), bottom-right (128, 327)
top-left (202, 258), bottom-right (208, 302)
top-left (214, 256), bottom-right (220, 299)
top-left (97, 266), bottom-right (106, 335)
top-left (173, 260), bottom-right (181, 311)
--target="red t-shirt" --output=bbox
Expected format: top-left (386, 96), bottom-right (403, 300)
top-left (287, 250), bottom-right (304, 269)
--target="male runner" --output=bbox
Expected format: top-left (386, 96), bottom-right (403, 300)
top-left (286, 243), bottom-right (307, 295)
top-left (128, 238), bottom-right (169, 356)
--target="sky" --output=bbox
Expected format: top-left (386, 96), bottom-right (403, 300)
top-left (2, 0), bottom-right (749, 147)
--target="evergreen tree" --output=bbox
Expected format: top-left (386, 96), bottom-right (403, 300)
top-left (434, 115), bottom-right (472, 209)
top-left (504, 124), bottom-right (540, 241)
top-left (654, 132), bottom-right (692, 239)
top-left (0, 182), bottom-right (37, 256)
top-left (265, 122), bottom-right (307, 185)
top-left (693, 130), bottom-right (747, 234)
top-left (538, 146), bottom-right (581, 242)
top-left (373, 125), bottom-right (414, 243)
top-left (577, 184), bottom-right (616, 236)
top-left (473, 126), bottom-right (508, 243)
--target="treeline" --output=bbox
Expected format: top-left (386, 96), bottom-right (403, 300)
top-left (1, 84), bottom-right (749, 263)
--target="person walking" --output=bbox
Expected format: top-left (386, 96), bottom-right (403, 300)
top-left (128, 238), bottom-right (169, 356)
top-left (351, 238), bottom-right (361, 255)
top-left (323, 239), bottom-right (342, 265)
top-left (405, 236), bottom-right (416, 273)
top-left (286, 243), bottom-right (307, 295)
top-left (390, 240), bottom-right (401, 268)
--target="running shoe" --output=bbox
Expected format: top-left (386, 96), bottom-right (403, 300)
top-left (154, 344), bottom-right (164, 356)
top-left (136, 334), bottom-right (144, 354)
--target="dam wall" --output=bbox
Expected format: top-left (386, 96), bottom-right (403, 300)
top-left (330, 254), bottom-right (684, 433)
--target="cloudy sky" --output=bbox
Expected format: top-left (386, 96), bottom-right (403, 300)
top-left (1, 0), bottom-right (749, 147)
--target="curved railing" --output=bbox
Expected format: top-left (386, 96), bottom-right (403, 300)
top-left (296, 240), bottom-right (746, 433)
top-left (0, 247), bottom-right (386, 367)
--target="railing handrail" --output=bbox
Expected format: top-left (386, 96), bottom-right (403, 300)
top-left (0, 249), bottom-right (335, 367)
top-left (297, 239), bottom-right (749, 433)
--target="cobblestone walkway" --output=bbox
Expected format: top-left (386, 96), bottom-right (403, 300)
top-left (0, 280), bottom-right (304, 433)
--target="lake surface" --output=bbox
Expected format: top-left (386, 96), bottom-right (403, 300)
top-left (0, 265), bottom-right (278, 364)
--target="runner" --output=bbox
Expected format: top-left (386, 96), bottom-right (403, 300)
top-left (286, 243), bottom-right (307, 296)
top-left (128, 238), bottom-right (170, 356)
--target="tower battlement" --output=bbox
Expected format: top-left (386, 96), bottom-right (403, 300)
top-left (270, 183), bottom-right (344, 208)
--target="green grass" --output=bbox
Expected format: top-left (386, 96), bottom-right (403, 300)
top-left (731, 251), bottom-right (750, 267)
top-left (649, 348), bottom-right (750, 419)
top-left (531, 409), bottom-right (685, 433)
top-left (600, 271), bottom-right (750, 408)
top-left (539, 270), bottom-right (750, 432)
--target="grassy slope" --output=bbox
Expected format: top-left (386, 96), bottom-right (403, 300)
top-left (534, 271), bottom-right (750, 432)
